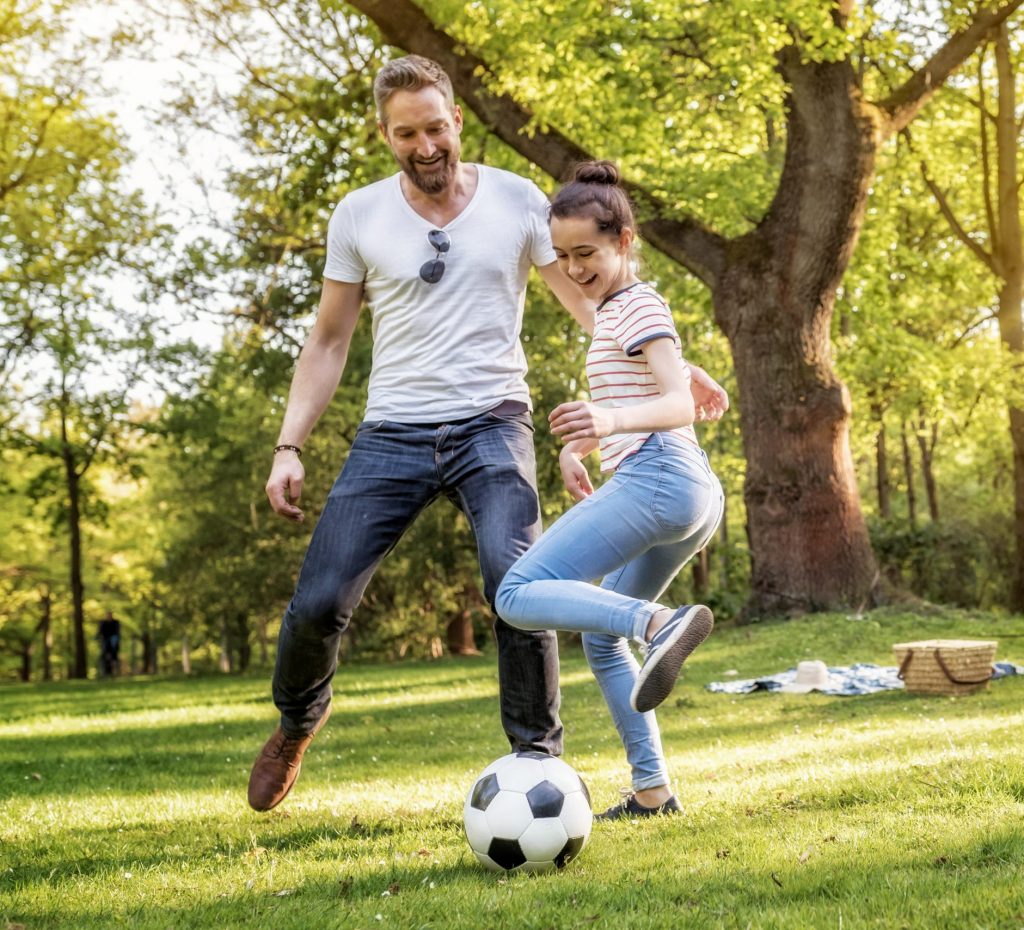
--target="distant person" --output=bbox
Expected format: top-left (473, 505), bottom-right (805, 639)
top-left (496, 162), bottom-right (725, 820)
top-left (248, 55), bottom-right (729, 813)
top-left (97, 611), bottom-right (121, 678)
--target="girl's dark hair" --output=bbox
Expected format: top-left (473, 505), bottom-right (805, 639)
top-left (549, 161), bottom-right (635, 237)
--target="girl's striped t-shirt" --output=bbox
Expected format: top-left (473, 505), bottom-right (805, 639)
top-left (586, 282), bottom-right (698, 472)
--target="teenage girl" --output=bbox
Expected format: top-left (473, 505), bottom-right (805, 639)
top-left (495, 160), bottom-right (724, 820)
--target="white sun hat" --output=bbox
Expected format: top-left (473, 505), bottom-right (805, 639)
top-left (780, 660), bottom-right (831, 693)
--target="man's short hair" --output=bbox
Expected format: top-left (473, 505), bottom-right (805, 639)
top-left (373, 54), bottom-right (455, 125)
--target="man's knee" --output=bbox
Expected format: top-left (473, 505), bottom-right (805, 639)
top-left (284, 594), bottom-right (353, 639)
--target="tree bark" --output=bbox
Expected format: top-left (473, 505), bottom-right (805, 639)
top-left (344, 0), bottom-right (1022, 614)
top-left (39, 587), bottom-right (52, 681)
top-left (447, 583), bottom-right (483, 655)
top-left (915, 416), bottom-right (940, 522)
top-left (19, 642), bottom-right (32, 682)
top-left (235, 612), bottom-right (251, 671)
top-left (901, 422), bottom-right (918, 530)
top-left (874, 405), bottom-right (891, 519)
top-left (219, 617), bottom-right (232, 672)
top-left (141, 630), bottom-right (157, 675)
top-left (718, 489), bottom-right (730, 586)
top-left (993, 22), bottom-right (1024, 611)
top-left (691, 548), bottom-right (710, 600)
top-left (446, 612), bottom-right (479, 655)
top-left (181, 634), bottom-right (192, 675)
top-left (61, 408), bottom-right (87, 678)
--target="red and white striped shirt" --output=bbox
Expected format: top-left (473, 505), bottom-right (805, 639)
top-left (586, 282), bottom-right (698, 472)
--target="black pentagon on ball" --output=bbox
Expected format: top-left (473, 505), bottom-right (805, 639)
top-left (525, 779), bottom-right (565, 818)
top-left (578, 775), bottom-right (591, 806)
top-left (470, 773), bottom-right (500, 811)
top-left (488, 837), bottom-right (527, 870)
top-left (554, 835), bottom-right (586, 869)
top-left (515, 750), bottom-right (550, 761)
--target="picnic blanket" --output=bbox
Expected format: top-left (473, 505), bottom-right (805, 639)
top-left (705, 661), bottom-right (1024, 696)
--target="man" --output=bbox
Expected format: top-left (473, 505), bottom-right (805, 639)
top-left (97, 611), bottom-right (121, 678)
top-left (248, 54), bottom-right (728, 812)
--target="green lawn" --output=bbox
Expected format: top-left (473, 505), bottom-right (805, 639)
top-left (2, 608), bottom-right (1023, 929)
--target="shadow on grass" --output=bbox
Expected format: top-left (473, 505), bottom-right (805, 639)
top-left (4, 663), bottom-right (1021, 807)
top-left (7, 822), bottom-right (1023, 930)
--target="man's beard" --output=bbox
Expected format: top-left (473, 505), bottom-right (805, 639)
top-left (402, 150), bottom-right (457, 194)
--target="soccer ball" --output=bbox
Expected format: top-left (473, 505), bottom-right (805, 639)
top-left (463, 751), bottom-right (593, 872)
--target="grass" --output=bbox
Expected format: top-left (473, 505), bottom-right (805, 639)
top-left (2, 607), bottom-right (1023, 930)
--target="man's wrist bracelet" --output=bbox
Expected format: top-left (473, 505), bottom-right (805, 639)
top-left (273, 444), bottom-right (302, 457)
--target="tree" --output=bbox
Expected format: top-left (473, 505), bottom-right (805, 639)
top-left (338, 0), bottom-right (1022, 615)
top-left (1, 0), bottom-right (172, 675)
top-left (832, 129), bottom-right (1012, 606)
top-left (913, 18), bottom-right (1024, 609)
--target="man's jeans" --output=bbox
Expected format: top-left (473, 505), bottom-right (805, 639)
top-left (272, 404), bottom-right (563, 756)
top-left (496, 433), bottom-right (724, 788)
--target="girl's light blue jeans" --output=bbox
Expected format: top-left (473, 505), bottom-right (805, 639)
top-left (495, 432), bottom-right (724, 790)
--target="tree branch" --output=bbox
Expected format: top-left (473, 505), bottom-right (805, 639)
top-left (977, 47), bottom-right (1000, 244)
top-left (918, 158), bottom-right (996, 273)
top-left (344, 0), bottom-right (727, 286)
top-left (876, 0), bottom-right (1024, 138)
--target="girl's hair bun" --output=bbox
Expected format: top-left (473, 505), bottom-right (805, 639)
top-left (573, 160), bottom-right (620, 186)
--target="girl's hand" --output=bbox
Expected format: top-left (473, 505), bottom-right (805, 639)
top-left (559, 448), bottom-right (594, 501)
top-left (688, 364), bottom-right (729, 422)
top-left (549, 401), bottom-right (616, 441)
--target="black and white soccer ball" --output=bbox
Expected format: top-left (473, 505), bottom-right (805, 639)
top-left (463, 751), bottom-right (593, 872)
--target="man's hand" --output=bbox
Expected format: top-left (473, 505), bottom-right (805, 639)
top-left (559, 448), bottom-right (594, 501)
top-left (549, 400), bottom-right (616, 441)
top-left (266, 453), bottom-right (306, 523)
top-left (688, 364), bottom-right (730, 422)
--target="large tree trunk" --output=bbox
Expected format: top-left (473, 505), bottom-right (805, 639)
top-left (713, 50), bottom-right (879, 614)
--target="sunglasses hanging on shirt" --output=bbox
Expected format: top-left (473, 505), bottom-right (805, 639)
top-left (419, 228), bottom-right (451, 284)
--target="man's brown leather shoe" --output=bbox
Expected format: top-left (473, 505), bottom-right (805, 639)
top-left (247, 706), bottom-right (331, 812)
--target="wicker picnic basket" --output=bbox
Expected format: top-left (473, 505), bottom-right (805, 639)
top-left (892, 639), bottom-right (997, 696)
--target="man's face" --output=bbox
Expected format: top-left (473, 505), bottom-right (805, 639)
top-left (380, 87), bottom-right (463, 195)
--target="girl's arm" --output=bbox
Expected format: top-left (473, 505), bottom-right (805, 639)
top-left (548, 337), bottom-right (695, 442)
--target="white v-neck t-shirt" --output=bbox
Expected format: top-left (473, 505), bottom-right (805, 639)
top-left (324, 165), bottom-right (556, 423)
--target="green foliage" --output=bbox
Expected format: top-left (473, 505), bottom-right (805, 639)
top-left (0, 0), bottom-right (183, 677)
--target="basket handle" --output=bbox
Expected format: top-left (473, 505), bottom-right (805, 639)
top-left (897, 649), bottom-right (993, 685)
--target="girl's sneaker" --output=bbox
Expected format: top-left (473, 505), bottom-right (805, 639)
top-left (630, 604), bottom-right (714, 712)
top-left (596, 792), bottom-right (682, 821)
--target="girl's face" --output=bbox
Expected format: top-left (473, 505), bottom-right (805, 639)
top-left (550, 215), bottom-right (635, 302)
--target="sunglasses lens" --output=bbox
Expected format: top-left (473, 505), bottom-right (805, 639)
top-left (419, 259), bottom-right (445, 283)
top-left (427, 229), bottom-right (450, 253)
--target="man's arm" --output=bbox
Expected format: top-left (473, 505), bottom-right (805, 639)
top-left (536, 261), bottom-right (595, 334)
top-left (266, 278), bottom-right (364, 523)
